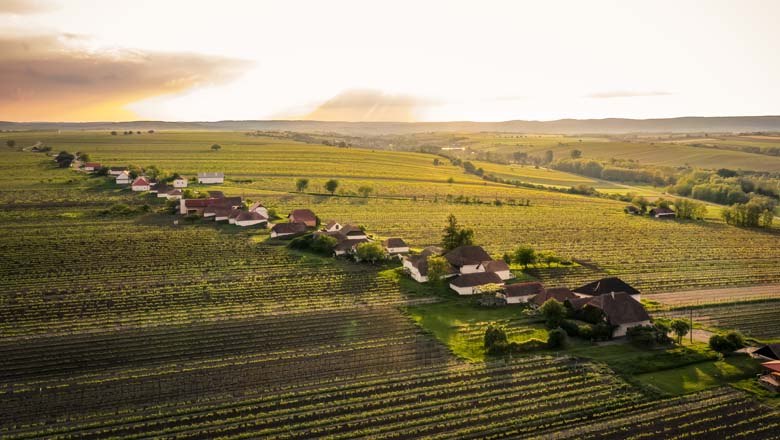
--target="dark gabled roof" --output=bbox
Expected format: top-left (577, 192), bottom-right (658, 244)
top-left (289, 209), bottom-right (316, 222)
top-left (325, 220), bottom-right (340, 229)
top-left (340, 224), bottom-right (365, 236)
top-left (384, 238), bottom-right (408, 248)
top-left (573, 277), bottom-right (640, 297)
top-left (572, 292), bottom-right (650, 325)
top-left (482, 260), bottom-right (510, 273)
top-left (236, 211), bottom-right (267, 222)
top-left (650, 207), bottom-right (675, 215)
top-left (271, 222), bottom-right (307, 234)
top-left (444, 246), bottom-right (492, 267)
top-left (504, 282), bottom-right (545, 297)
top-left (755, 344), bottom-right (780, 360)
top-left (212, 196), bottom-right (243, 208)
top-left (450, 272), bottom-right (503, 288)
top-left (155, 184), bottom-right (172, 194)
top-left (334, 238), bottom-right (370, 251)
top-left (532, 287), bottom-right (577, 306)
top-left (208, 190), bottom-right (225, 198)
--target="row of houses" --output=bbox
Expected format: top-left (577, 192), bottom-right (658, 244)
top-left (402, 245), bottom-right (512, 291)
top-left (179, 197), bottom-right (268, 227)
top-left (625, 205), bottom-right (676, 218)
top-left (269, 209), bottom-right (411, 257)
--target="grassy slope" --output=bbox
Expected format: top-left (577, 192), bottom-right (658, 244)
top-left (636, 356), bottom-right (763, 395)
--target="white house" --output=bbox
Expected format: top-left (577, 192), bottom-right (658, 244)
top-left (503, 282), bottom-right (545, 304)
top-left (270, 222), bottom-right (307, 238)
top-left (198, 172), bottom-right (224, 184)
top-left (131, 177), bottom-right (151, 192)
top-left (323, 221), bottom-right (342, 232)
top-left (248, 202), bottom-right (269, 218)
top-left (383, 238), bottom-right (410, 255)
top-left (444, 246), bottom-right (493, 275)
top-left (115, 171), bottom-right (131, 185)
top-left (236, 211), bottom-right (268, 227)
top-left (173, 177), bottom-right (188, 188)
top-left (449, 272), bottom-right (504, 296)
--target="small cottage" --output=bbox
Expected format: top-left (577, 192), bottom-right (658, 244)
top-left (568, 292), bottom-right (651, 337)
top-left (83, 162), bottom-right (101, 171)
top-left (131, 177), bottom-right (151, 192)
top-left (449, 272), bottom-right (504, 295)
top-left (481, 260), bottom-right (513, 280)
top-left (115, 170), bottom-right (131, 185)
top-left (288, 209), bottom-right (317, 227)
top-left (444, 246), bottom-right (493, 274)
top-left (235, 211), bottom-right (268, 227)
top-left (173, 177), bottom-right (188, 188)
top-left (759, 361), bottom-right (780, 393)
top-left (271, 222), bottom-right (307, 239)
top-left (323, 221), bottom-right (342, 232)
top-left (383, 238), bottom-right (410, 255)
top-left (531, 287), bottom-right (577, 307)
top-left (503, 282), bottom-right (545, 304)
top-left (198, 172), bottom-right (224, 184)
top-left (649, 207), bottom-right (675, 219)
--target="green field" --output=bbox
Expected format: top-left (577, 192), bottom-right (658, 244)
top-left (0, 131), bottom-right (778, 438)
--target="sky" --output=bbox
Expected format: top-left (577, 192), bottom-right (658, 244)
top-left (1, 0), bottom-right (780, 122)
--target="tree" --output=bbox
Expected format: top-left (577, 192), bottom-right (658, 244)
top-left (547, 327), bottom-right (568, 349)
top-left (355, 241), bottom-right (385, 264)
top-left (513, 245), bottom-right (536, 268)
top-left (674, 199), bottom-right (706, 220)
top-left (426, 256), bottom-right (450, 284)
top-left (447, 177), bottom-right (455, 184)
top-left (211, 144), bottom-right (222, 151)
top-left (324, 179), bottom-right (339, 195)
top-left (484, 324), bottom-right (509, 355)
top-left (54, 151), bottom-right (75, 168)
top-left (295, 178), bottom-right (309, 192)
top-left (357, 186), bottom-right (373, 197)
top-left (111, 131), bottom-right (118, 136)
top-left (441, 214), bottom-right (474, 251)
top-left (544, 150), bottom-right (554, 164)
top-left (570, 149), bottom-right (582, 159)
top-left (539, 299), bottom-right (567, 329)
top-left (6, 140), bottom-right (15, 147)
top-left (433, 158), bottom-right (441, 166)
top-left (631, 196), bottom-right (650, 213)
top-left (537, 250), bottom-right (559, 267)
top-left (670, 319), bottom-right (690, 344)
top-left (709, 332), bottom-right (744, 354)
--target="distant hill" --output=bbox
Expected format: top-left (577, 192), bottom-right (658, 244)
top-left (3, 116), bottom-right (780, 135)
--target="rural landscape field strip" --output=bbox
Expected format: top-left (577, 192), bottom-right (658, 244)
top-left (649, 284), bottom-right (780, 307)
top-left (658, 301), bottom-right (780, 340)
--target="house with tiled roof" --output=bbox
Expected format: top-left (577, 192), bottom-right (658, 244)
top-left (573, 277), bottom-right (641, 301)
top-left (503, 282), bottom-right (545, 304)
top-left (567, 291), bottom-right (651, 337)
top-left (131, 177), bottom-right (151, 192)
top-left (288, 209), bottom-right (317, 227)
top-left (449, 272), bottom-right (504, 296)
top-left (235, 211), bottom-right (268, 227)
top-left (271, 222), bottom-right (307, 239)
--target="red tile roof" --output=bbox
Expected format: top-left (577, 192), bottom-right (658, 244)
top-left (132, 177), bottom-right (150, 186)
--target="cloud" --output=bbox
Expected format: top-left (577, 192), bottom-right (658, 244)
top-left (304, 89), bottom-right (433, 122)
top-left (0, 33), bottom-right (251, 121)
top-left (0, 0), bottom-right (52, 14)
top-left (587, 90), bottom-right (672, 99)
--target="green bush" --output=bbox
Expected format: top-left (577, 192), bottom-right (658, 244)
top-left (547, 328), bottom-right (568, 349)
top-left (559, 319), bottom-right (580, 337)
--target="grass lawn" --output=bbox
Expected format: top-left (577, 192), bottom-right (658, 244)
top-left (635, 355), bottom-right (763, 395)
top-left (406, 300), bottom-right (546, 361)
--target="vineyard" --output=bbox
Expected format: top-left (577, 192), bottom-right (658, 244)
top-left (0, 132), bottom-right (779, 437)
top-left (657, 301), bottom-right (780, 341)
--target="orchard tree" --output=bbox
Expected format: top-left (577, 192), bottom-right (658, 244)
top-left (211, 144), bottom-right (222, 151)
top-left (670, 319), bottom-right (690, 344)
top-left (357, 186), bottom-right (373, 197)
top-left (6, 140), bottom-right (15, 147)
top-left (540, 299), bottom-right (567, 329)
top-left (295, 178), bottom-right (309, 192)
top-left (513, 245), bottom-right (536, 268)
top-left (441, 214), bottom-right (474, 251)
top-left (426, 256), bottom-right (450, 284)
top-left (356, 241), bottom-right (385, 264)
top-left (324, 179), bottom-right (339, 194)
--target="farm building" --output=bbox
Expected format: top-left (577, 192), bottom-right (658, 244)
top-left (83, 162), bottom-right (101, 171)
top-left (198, 172), bottom-right (225, 184)
top-left (179, 196), bottom-right (242, 215)
top-left (531, 287), bottom-right (577, 307)
top-left (165, 189), bottom-right (182, 200)
top-left (333, 238), bottom-right (371, 256)
top-left (481, 260), bottom-right (512, 280)
top-left (213, 207), bottom-right (232, 222)
top-left (449, 272), bottom-right (504, 295)
top-left (444, 246), bottom-right (493, 274)
top-left (271, 222), bottom-right (307, 239)
top-left (155, 184), bottom-right (172, 198)
top-left (131, 177), bottom-right (151, 192)
top-left (248, 202), bottom-right (269, 218)
top-left (759, 361), bottom-right (780, 393)
top-left (567, 292), bottom-right (651, 338)
top-left (235, 211), bottom-right (268, 227)
top-left (383, 238), bottom-right (409, 255)
top-left (108, 167), bottom-right (128, 176)
top-left (573, 277), bottom-right (641, 301)
top-left (173, 177), bottom-right (188, 188)
top-left (115, 171), bottom-right (131, 185)
top-left (338, 224), bottom-right (368, 240)
top-left (624, 205), bottom-right (641, 215)
top-left (402, 247), bottom-right (455, 283)
top-left (323, 221), bottom-right (342, 232)
top-left (649, 207), bottom-right (676, 219)
top-left (752, 344), bottom-right (780, 361)
top-left (503, 282), bottom-right (545, 304)
top-left (288, 209), bottom-right (317, 227)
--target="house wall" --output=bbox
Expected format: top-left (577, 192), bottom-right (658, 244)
top-left (116, 178), bottom-right (130, 185)
top-left (505, 295), bottom-right (533, 304)
top-left (386, 246), bottom-right (410, 254)
top-left (403, 260), bottom-right (428, 282)
top-left (131, 185), bottom-right (150, 192)
top-left (612, 320), bottom-right (652, 338)
top-left (173, 180), bottom-right (188, 188)
top-left (449, 284), bottom-right (476, 295)
top-left (198, 177), bottom-right (224, 184)
top-left (236, 219), bottom-right (266, 227)
top-left (271, 230), bottom-right (295, 238)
